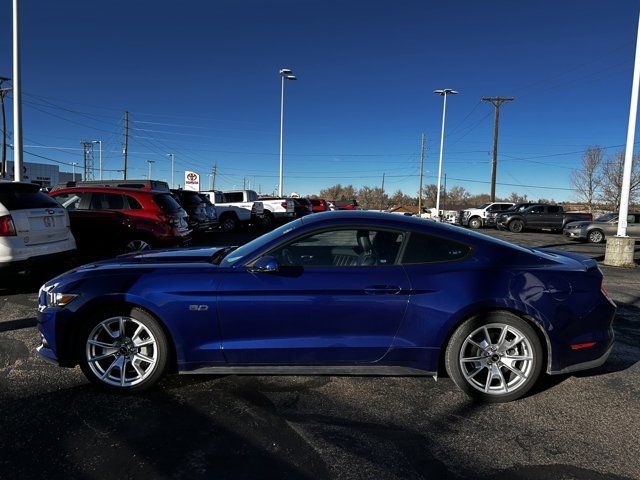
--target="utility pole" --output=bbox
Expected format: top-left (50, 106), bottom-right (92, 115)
top-left (243, 177), bottom-right (247, 189)
top-left (167, 153), bottom-right (174, 188)
top-left (0, 77), bottom-right (10, 179)
top-left (147, 160), bottom-right (155, 180)
top-left (379, 172), bottom-right (386, 211)
top-left (417, 132), bottom-right (426, 215)
top-left (12, 0), bottom-right (23, 181)
top-left (211, 164), bottom-right (217, 190)
top-left (81, 141), bottom-right (95, 181)
top-left (122, 111), bottom-right (129, 180)
top-left (481, 96), bottom-right (514, 201)
top-left (71, 162), bottom-right (77, 182)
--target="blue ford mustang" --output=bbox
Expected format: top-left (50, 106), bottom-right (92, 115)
top-left (37, 211), bottom-right (615, 402)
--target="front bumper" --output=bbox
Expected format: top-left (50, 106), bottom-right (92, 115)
top-left (563, 228), bottom-right (587, 240)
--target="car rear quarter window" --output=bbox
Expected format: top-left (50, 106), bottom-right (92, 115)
top-left (548, 206), bottom-right (561, 214)
top-left (401, 232), bottom-right (471, 264)
top-left (0, 184), bottom-right (59, 210)
top-left (125, 196), bottom-right (143, 210)
top-left (224, 192), bottom-right (244, 203)
top-left (153, 193), bottom-right (182, 212)
top-left (90, 193), bottom-right (125, 210)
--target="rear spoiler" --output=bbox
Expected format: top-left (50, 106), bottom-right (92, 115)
top-left (533, 248), bottom-right (599, 272)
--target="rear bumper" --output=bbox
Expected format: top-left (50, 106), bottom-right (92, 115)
top-left (0, 249), bottom-right (76, 274)
top-left (549, 341), bottom-right (613, 375)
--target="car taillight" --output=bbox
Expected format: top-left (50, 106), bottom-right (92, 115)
top-left (0, 214), bottom-right (17, 236)
top-left (158, 213), bottom-right (178, 226)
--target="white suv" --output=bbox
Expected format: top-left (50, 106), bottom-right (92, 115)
top-left (0, 181), bottom-right (76, 274)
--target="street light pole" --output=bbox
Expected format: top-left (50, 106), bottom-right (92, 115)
top-left (433, 89), bottom-right (458, 220)
top-left (278, 68), bottom-right (297, 197)
top-left (167, 153), bottom-right (174, 188)
top-left (147, 160), bottom-right (155, 180)
top-left (91, 140), bottom-right (102, 180)
top-left (71, 162), bottom-right (77, 182)
top-left (12, 0), bottom-right (23, 182)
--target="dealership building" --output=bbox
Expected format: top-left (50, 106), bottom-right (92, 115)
top-left (3, 161), bottom-right (81, 186)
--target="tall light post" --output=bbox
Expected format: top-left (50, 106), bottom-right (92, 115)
top-left (278, 68), bottom-right (297, 197)
top-left (12, 0), bottom-right (23, 182)
top-left (167, 153), bottom-right (175, 188)
top-left (604, 12), bottom-right (640, 267)
top-left (147, 160), bottom-right (155, 180)
top-left (433, 88), bottom-right (459, 220)
top-left (71, 162), bottom-right (77, 182)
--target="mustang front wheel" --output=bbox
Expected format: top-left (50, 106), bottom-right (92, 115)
top-left (445, 312), bottom-right (543, 402)
top-left (79, 308), bottom-right (168, 391)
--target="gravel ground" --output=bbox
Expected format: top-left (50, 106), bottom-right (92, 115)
top-left (0, 227), bottom-right (638, 480)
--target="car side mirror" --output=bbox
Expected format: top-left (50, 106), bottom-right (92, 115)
top-left (249, 255), bottom-right (279, 273)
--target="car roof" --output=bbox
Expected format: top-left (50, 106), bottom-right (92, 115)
top-left (52, 186), bottom-right (162, 195)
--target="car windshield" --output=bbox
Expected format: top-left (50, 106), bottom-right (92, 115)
top-left (595, 213), bottom-right (617, 222)
top-left (220, 219), bottom-right (304, 267)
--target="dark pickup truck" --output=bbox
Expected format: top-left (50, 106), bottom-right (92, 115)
top-left (496, 204), bottom-right (592, 233)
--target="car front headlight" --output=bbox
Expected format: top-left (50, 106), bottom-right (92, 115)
top-left (46, 292), bottom-right (79, 307)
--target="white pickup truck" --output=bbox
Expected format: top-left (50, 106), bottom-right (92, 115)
top-left (200, 190), bottom-right (294, 231)
top-left (460, 202), bottom-right (514, 229)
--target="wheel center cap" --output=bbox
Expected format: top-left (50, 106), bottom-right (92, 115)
top-left (491, 354), bottom-right (501, 362)
top-left (119, 346), bottom-right (129, 355)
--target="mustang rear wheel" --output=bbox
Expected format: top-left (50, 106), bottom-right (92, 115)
top-left (78, 307), bottom-right (168, 391)
top-left (445, 312), bottom-right (543, 402)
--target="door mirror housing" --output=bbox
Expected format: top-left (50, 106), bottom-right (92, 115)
top-left (249, 255), bottom-right (279, 273)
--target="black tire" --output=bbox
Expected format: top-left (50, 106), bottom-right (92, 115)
top-left (587, 229), bottom-right (605, 244)
top-left (469, 217), bottom-right (482, 229)
top-left (78, 306), bottom-right (168, 392)
top-left (508, 219), bottom-right (524, 233)
top-left (445, 311), bottom-right (543, 403)
top-left (258, 212), bottom-right (274, 230)
top-left (220, 214), bottom-right (239, 232)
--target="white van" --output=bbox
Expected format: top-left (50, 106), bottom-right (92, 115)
top-left (0, 181), bottom-right (76, 274)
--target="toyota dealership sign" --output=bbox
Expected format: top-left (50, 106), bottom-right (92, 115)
top-left (184, 171), bottom-right (200, 191)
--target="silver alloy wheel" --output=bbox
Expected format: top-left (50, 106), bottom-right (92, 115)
top-left (588, 230), bottom-right (604, 243)
top-left (459, 323), bottom-right (534, 396)
top-left (86, 316), bottom-right (159, 387)
top-left (125, 239), bottom-right (151, 252)
top-left (469, 217), bottom-right (482, 229)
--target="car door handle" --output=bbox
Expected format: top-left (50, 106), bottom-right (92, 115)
top-left (364, 285), bottom-right (402, 295)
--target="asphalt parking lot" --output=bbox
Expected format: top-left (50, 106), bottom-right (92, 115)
top-left (1, 227), bottom-right (639, 480)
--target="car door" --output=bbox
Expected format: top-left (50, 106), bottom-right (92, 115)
top-left (216, 227), bottom-right (411, 364)
top-left (524, 205), bottom-right (546, 228)
top-left (626, 214), bottom-right (640, 236)
top-left (51, 191), bottom-right (93, 249)
top-left (79, 192), bottom-right (130, 252)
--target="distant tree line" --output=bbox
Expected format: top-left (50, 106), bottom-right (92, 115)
top-left (571, 146), bottom-right (640, 212)
top-left (316, 183), bottom-right (552, 211)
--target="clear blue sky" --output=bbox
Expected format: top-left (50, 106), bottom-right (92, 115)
top-left (1, 0), bottom-right (639, 200)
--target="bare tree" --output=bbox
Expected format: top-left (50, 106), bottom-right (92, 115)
top-left (319, 184), bottom-right (357, 201)
top-left (571, 146), bottom-right (603, 213)
top-left (357, 186), bottom-right (388, 210)
top-left (598, 151), bottom-right (640, 209)
top-left (508, 192), bottom-right (528, 203)
top-left (388, 189), bottom-right (416, 207)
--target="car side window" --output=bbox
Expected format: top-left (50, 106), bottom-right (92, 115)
top-left (628, 214), bottom-right (637, 224)
top-left (224, 192), bottom-right (244, 203)
top-left (52, 193), bottom-right (82, 210)
top-left (401, 232), bottom-right (470, 264)
top-left (269, 228), bottom-right (405, 267)
top-left (527, 206), bottom-right (544, 214)
top-left (90, 193), bottom-right (125, 210)
top-left (548, 206), bottom-right (560, 214)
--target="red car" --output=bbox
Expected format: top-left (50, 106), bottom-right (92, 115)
top-left (50, 186), bottom-right (191, 253)
top-left (330, 199), bottom-right (361, 211)
top-left (308, 198), bottom-right (329, 213)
